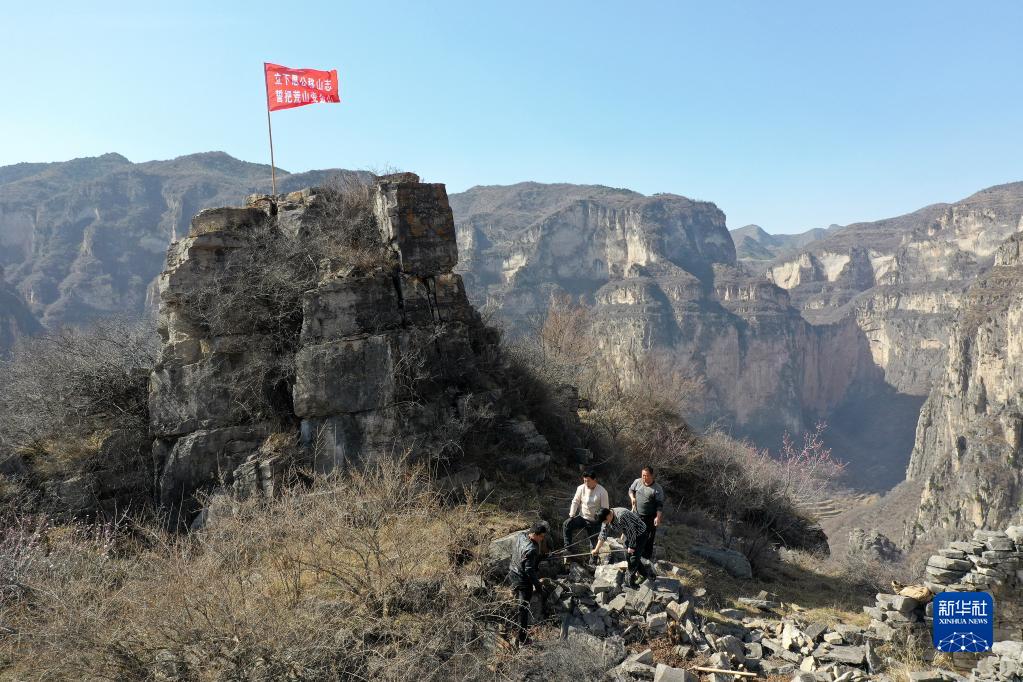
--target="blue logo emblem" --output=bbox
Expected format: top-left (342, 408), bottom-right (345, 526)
top-left (932, 592), bottom-right (994, 652)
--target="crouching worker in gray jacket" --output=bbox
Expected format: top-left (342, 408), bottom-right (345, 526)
top-left (508, 523), bottom-right (547, 645)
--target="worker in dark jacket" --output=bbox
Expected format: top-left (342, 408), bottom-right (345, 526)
top-left (629, 465), bottom-right (665, 562)
top-left (590, 507), bottom-right (652, 587)
top-left (508, 522), bottom-right (547, 645)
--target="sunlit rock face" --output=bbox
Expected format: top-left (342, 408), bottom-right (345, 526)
top-left (451, 181), bottom-right (1023, 492)
top-left (762, 183), bottom-right (1023, 399)
top-left (906, 233), bottom-right (1023, 544)
top-left (451, 183), bottom-right (881, 480)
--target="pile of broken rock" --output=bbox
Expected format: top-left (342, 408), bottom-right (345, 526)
top-left (541, 558), bottom-right (898, 682)
top-left (485, 528), bottom-right (1023, 681)
top-left (487, 532), bottom-right (939, 682)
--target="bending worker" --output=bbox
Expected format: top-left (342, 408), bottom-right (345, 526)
top-left (629, 465), bottom-right (664, 562)
top-left (590, 506), bottom-right (653, 587)
top-left (562, 469), bottom-right (609, 558)
top-left (508, 522), bottom-right (547, 645)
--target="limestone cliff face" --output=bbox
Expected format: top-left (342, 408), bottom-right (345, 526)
top-left (452, 183), bottom-right (735, 319)
top-left (150, 175), bottom-right (559, 525)
top-left (452, 184), bottom-right (878, 467)
top-left (764, 183), bottom-right (1023, 398)
top-left (906, 233), bottom-right (1023, 542)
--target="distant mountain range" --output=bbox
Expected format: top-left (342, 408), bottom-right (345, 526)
top-left (729, 223), bottom-right (838, 261)
top-left (0, 152), bottom-right (342, 329)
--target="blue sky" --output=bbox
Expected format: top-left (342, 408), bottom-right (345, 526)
top-left (3, 1), bottom-right (1021, 233)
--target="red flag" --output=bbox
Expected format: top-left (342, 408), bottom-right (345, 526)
top-left (264, 63), bottom-right (340, 112)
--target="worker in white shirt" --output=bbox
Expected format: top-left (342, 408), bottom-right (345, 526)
top-left (562, 470), bottom-right (609, 559)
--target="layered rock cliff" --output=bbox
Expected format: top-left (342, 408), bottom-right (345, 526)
top-left (905, 233), bottom-right (1023, 542)
top-left (150, 174), bottom-right (561, 525)
top-left (451, 183), bottom-right (888, 483)
top-left (452, 182), bottom-right (736, 320)
top-left (764, 183), bottom-right (1023, 397)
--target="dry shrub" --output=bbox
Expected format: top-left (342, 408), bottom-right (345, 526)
top-left (0, 318), bottom-right (157, 451)
top-left (0, 319), bottom-right (159, 514)
top-left (512, 295), bottom-right (703, 448)
top-left (834, 547), bottom-right (914, 595)
top-left (680, 427), bottom-right (842, 571)
top-left (497, 639), bottom-right (610, 680)
top-left (0, 458), bottom-right (517, 681)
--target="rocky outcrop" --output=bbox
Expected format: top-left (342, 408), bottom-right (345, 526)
top-left (906, 234), bottom-right (1023, 542)
top-left (150, 174), bottom-right (556, 524)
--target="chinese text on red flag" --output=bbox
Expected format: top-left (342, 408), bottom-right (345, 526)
top-left (264, 63), bottom-right (340, 111)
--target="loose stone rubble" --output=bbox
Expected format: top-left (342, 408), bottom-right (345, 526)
top-left (487, 526), bottom-right (1023, 682)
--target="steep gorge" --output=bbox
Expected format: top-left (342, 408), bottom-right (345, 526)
top-left (905, 233), bottom-right (1023, 544)
top-left (451, 183), bottom-right (889, 486)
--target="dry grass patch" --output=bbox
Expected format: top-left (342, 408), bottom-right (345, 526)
top-left (0, 459), bottom-right (529, 681)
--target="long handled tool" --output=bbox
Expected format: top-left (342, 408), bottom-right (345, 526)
top-left (555, 551), bottom-right (598, 560)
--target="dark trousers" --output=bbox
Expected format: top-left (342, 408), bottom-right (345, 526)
top-left (513, 583), bottom-right (533, 643)
top-left (562, 515), bottom-right (600, 551)
top-left (639, 513), bottom-right (657, 561)
top-left (627, 529), bottom-right (653, 580)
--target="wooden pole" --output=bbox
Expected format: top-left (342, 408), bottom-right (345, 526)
top-left (266, 106), bottom-right (277, 196)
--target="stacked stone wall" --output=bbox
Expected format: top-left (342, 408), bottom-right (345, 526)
top-left (865, 526), bottom-right (1023, 678)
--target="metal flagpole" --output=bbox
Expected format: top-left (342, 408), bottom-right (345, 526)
top-left (266, 106), bottom-right (277, 196)
top-left (263, 63), bottom-right (277, 195)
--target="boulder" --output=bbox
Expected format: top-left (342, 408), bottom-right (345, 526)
top-left (373, 174), bottom-right (458, 276)
top-left (715, 634), bottom-right (746, 661)
top-left (666, 600), bottom-right (692, 622)
top-left (158, 424), bottom-right (270, 520)
top-left (814, 645), bottom-right (866, 665)
top-left (738, 597), bottom-right (781, 611)
top-left (647, 612), bottom-right (668, 636)
top-left (653, 663), bottom-right (697, 682)
top-left (189, 206), bottom-right (265, 236)
top-left (848, 528), bottom-right (903, 562)
top-left (626, 585), bottom-right (656, 615)
top-left (293, 335), bottom-right (397, 416)
top-left (299, 275), bottom-right (402, 343)
top-left (486, 530), bottom-right (525, 574)
top-left (691, 545), bottom-right (753, 579)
